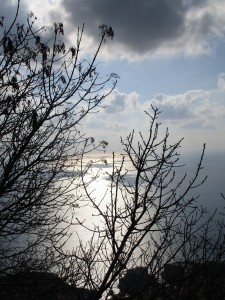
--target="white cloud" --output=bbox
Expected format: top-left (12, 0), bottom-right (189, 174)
top-left (40, 69), bottom-right (223, 153)
top-left (84, 73), bottom-right (225, 151)
top-left (144, 83), bottom-right (225, 129)
top-left (103, 90), bottom-right (140, 114)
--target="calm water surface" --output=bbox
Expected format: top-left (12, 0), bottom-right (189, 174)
top-left (65, 151), bottom-right (225, 251)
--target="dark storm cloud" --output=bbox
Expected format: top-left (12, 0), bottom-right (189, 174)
top-left (58, 0), bottom-right (222, 57)
top-left (62, 0), bottom-right (186, 53)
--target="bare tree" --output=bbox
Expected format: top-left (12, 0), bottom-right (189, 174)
top-left (61, 107), bottom-right (225, 300)
top-left (0, 2), bottom-right (117, 275)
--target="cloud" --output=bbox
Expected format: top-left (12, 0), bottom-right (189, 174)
top-left (104, 90), bottom-right (140, 114)
top-left (149, 90), bottom-right (210, 121)
top-left (86, 117), bottom-right (127, 132)
top-left (73, 72), bottom-right (225, 152)
top-left (217, 73), bottom-right (225, 90)
top-left (0, 1), bottom-right (29, 28)
top-left (93, 73), bottom-right (225, 132)
top-left (4, 0), bottom-right (225, 60)
top-left (1, 0), bottom-right (225, 62)
top-left (84, 73), bottom-right (225, 141)
top-left (143, 75), bottom-right (225, 129)
top-left (104, 92), bottom-right (126, 114)
top-left (51, 0), bottom-right (225, 60)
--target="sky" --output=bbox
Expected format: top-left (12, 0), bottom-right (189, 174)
top-left (2, 0), bottom-right (225, 205)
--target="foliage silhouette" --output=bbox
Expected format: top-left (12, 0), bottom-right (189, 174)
top-left (0, 1), bottom-right (117, 274)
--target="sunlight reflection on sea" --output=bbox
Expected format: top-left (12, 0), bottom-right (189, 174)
top-left (64, 152), bottom-right (134, 250)
top-left (64, 151), bottom-right (225, 252)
